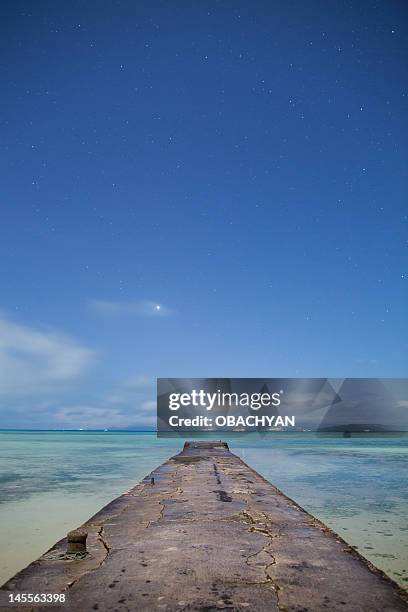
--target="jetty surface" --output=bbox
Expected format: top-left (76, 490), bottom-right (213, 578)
top-left (1, 441), bottom-right (407, 611)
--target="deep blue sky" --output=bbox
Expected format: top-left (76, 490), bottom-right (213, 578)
top-left (0, 1), bottom-right (407, 428)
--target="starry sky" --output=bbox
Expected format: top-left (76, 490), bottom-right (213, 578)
top-left (0, 1), bottom-right (407, 429)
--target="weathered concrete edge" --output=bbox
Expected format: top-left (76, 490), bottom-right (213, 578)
top-left (0, 453), bottom-right (182, 592)
top-left (235, 453), bottom-right (408, 603)
top-left (1, 443), bottom-right (408, 605)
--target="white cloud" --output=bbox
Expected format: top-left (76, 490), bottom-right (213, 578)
top-left (123, 375), bottom-right (153, 389)
top-left (55, 405), bottom-right (135, 428)
top-left (103, 375), bottom-right (153, 406)
top-left (55, 399), bottom-right (156, 429)
top-left (87, 299), bottom-right (172, 317)
top-left (0, 313), bottom-right (94, 396)
top-left (52, 374), bottom-right (156, 429)
top-left (0, 310), bottom-right (156, 429)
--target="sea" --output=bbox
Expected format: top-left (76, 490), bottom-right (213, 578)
top-left (0, 431), bottom-right (407, 589)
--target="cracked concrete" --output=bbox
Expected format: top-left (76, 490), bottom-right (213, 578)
top-left (1, 441), bottom-right (407, 612)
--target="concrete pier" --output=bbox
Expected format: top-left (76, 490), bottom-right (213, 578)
top-left (1, 441), bottom-right (408, 611)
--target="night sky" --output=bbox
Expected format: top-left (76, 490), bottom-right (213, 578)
top-left (0, 1), bottom-right (407, 428)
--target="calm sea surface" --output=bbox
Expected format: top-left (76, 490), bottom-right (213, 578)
top-left (0, 431), bottom-right (407, 589)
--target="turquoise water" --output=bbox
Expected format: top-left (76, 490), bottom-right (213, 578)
top-left (0, 431), bottom-right (407, 589)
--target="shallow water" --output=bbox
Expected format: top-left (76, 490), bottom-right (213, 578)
top-left (0, 431), bottom-right (407, 589)
top-left (231, 433), bottom-right (408, 590)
